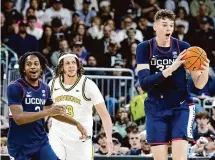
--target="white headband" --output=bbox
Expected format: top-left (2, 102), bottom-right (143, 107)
top-left (58, 54), bottom-right (78, 64)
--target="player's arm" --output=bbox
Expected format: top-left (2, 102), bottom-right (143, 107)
top-left (136, 42), bottom-right (184, 91)
top-left (85, 79), bottom-right (113, 155)
top-left (190, 59), bottom-right (210, 89)
top-left (7, 83), bottom-right (63, 125)
top-left (178, 40), bottom-right (210, 89)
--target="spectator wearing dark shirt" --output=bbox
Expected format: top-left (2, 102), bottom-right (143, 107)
top-left (8, 21), bottom-right (39, 57)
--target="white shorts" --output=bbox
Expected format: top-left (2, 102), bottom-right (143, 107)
top-left (49, 132), bottom-right (94, 160)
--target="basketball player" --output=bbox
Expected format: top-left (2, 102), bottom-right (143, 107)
top-left (136, 9), bottom-right (210, 160)
top-left (48, 52), bottom-right (113, 160)
top-left (7, 52), bottom-right (88, 160)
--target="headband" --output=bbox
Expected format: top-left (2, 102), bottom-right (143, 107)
top-left (58, 54), bottom-right (78, 64)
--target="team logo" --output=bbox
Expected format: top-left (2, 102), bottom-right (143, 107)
top-left (173, 51), bottom-right (178, 58)
top-left (42, 90), bottom-right (46, 97)
top-left (26, 92), bottom-right (32, 97)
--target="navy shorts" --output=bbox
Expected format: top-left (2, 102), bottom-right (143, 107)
top-left (144, 97), bottom-right (195, 145)
top-left (8, 141), bottom-right (59, 160)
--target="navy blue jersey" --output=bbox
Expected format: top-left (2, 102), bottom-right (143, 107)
top-left (136, 37), bottom-right (191, 105)
top-left (7, 78), bottom-right (53, 154)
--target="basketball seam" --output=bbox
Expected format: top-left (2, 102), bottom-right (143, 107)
top-left (186, 53), bottom-right (202, 70)
top-left (187, 49), bottom-right (206, 61)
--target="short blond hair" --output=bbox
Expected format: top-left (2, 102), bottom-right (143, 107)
top-left (154, 9), bottom-right (176, 22)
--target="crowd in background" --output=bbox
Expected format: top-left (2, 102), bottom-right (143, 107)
top-left (1, 0), bottom-right (215, 158)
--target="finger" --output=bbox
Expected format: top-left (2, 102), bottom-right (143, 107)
top-left (178, 49), bottom-right (187, 56)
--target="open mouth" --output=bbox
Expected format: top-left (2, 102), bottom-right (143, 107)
top-left (30, 71), bottom-right (38, 75)
top-left (165, 33), bottom-right (171, 37)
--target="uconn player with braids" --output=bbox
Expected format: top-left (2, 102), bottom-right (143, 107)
top-left (48, 52), bottom-right (113, 160)
top-left (136, 9), bottom-right (210, 160)
top-left (7, 52), bottom-right (88, 160)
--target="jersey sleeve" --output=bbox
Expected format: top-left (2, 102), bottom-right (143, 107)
top-left (45, 84), bottom-right (54, 106)
top-left (136, 41), bottom-right (151, 64)
top-left (178, 40), bottom-right (191, 51)
top-left (85, 79), bottom-right (105, 105)
top-left (7, 83), bottom-right (23, 106)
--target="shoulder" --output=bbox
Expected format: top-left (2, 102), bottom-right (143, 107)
top-left (137, 40), bottom-right (150, 49)
top-left (7, 81), bottom-right (22, 90)
top-left (176, 39), bottom-right (191, 50)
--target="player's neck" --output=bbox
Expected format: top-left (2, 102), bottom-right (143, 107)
top-left (24, 77), bottom-right (39, 87)
top-left (155, 36), bottom-right (170, 47)
top-left (63, 74), bottom-right (79, 85)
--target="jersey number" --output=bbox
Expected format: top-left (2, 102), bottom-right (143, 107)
top-left (156, 64), bottom-right (170, 72)
top-left (35, 106), bottom-right (41, 112)
top-left (66, 105), bottom-right (74, 117)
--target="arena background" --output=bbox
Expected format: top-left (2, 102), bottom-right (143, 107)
top-left (1, 0), bottom-right (215, 159)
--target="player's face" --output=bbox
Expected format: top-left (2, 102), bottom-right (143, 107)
top-left (63, 57), bottom-right (78, 78)
top-left (24, 55), bottom-right (42, 81)
top-left (153, 18), bottom-right (174, 42)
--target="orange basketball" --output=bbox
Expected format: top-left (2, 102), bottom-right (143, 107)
top-left (182, 46), bottom-right (207, 72)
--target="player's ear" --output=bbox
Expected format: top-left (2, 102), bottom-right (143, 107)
top-left (153, 22), bottom-right (157, 31)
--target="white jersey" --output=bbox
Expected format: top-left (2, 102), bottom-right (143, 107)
top-left (49, 75), bottom-right (104, 140)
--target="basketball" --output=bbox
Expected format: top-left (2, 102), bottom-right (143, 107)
top-left (182, 46), bottom-right (207, 71)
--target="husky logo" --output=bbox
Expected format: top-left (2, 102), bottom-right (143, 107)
top-left (26, 92), bottom-right (32, 98)
top-left (173, 51), bottom-right (178, 58)
top-left (42, 90), bottom-right (46, 97)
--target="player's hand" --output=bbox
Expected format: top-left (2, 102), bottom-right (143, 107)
top-left (47, 105), bottom-right (65, 116)
top-left (200, 58), bottom-right (210, 74)
top-left (106, 139), bottom-right (114, 156)
top-left (169, 49), bottom-right (187, 72)
top-left (76, 122), bottom-right (89, 141)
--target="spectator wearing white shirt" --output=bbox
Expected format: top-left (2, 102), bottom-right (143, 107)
top-left (175, 7), bottom-right (189, 34)
top-left (27, 15), bottom-right (43, 40)
top-left (164, 0), bottom-right (190, 15)
top-left (44, 0), bottom-right (72, 28)
top-left (117, 16), bottom-right (143, 42)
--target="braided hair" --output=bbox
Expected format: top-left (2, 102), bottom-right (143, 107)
top-left (18, 51), bottom-right (48, 78)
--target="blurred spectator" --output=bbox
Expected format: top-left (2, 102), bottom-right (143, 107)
top-left (1, 17), bottom-right (18, 44)
top-left (190, 17), bottom-right (215, 70)
top-left (88, 16), bottom-right (103, 39)
top-left (0, 137), bottom-right (8, 154)
top-left (44, 0), bottom-right (72, 28)
top-left (72, 41), bottom-right (88, 65)
top-left (98, 0), bottom-right (113, 24)
top-left (136, 16), bottom-right (154, 40)
top-left (50, 17), bottom-right (65, 51)
top-left (128, 42), bottom-right (138, 72)
top-left (95, 132), bottom-right (108, 155)
top-left (113, 108), bottom-right (132, 139)
top-left (1, 12), bottom-right (5, 27)
top-left (26, 15), bottom-right (43, 40)
top-left (39, 24), bottom-right (53, 62)
top-left (2, 0), bottom-right (23, 25)
top-left (1, 116), bottom-right (9, 137)
top-left (193, 111), bottom-right (215, 141)
top-left (76, 0), bottom-right (97, 27)
top-left (8, 21), bottom-right (39, 57)
top-left (111, 0), bottom-right (132, 29)
top-left (65, 13), bottom-right (81, 40)
top-left (190, 0), bottom-right (215, 18)
top-left (22, 0), bottom-right (45, 25)
top-left (117, 16), bottom-right (143, 43)
top-left (45, 117), bottom-right (53, 133)
top-left (130, 81), bottom-right (147, 125)
top-left (50, 39), bottom-right (71, 67)
top-left (126, 130), bottom-right (141, 155)
top-left (17, 7), bottom-right (43, 29)
top-left (84, 55), bottom-right (104, 75)
top-left (112, 137), bottom-right (123, 155)
top-left (190, 4), bottom-right (214, 32)
top-left (187, 70), bottom-right (215, 98)
top-left (175, 7), bottom-right (189, 34)
top-left (119, 28), bottom-right (140, 67)
top-left (172, 24), bottom-right (189, 41)
top-left (101, 41), bottom-right (122, 67)
top-left (164, 0), bottom-right (190, 15)
top-left (140, 131), bottom-right (152, 156)
top-left (74, 0), bottom-right (99, 12)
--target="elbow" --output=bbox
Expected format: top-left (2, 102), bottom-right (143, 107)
top-left (13, 116), bottom-right (24, 125)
